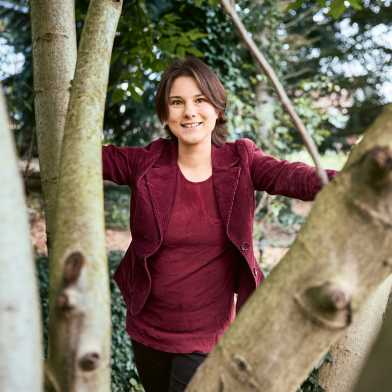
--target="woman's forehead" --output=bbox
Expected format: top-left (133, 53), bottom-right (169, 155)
top-left (169, 76), bottom-right (203, 98)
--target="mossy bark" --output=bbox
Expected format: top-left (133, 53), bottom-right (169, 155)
top-left (186, 107), bottom-right (392, 392)
top-left (0, 91), bottom-right (43, 391)
top-left (45, 1), bottom-right (123, 391)
top-left (30, 0), bottom-right (77, 254)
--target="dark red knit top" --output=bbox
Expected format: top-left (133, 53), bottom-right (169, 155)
top-left (126, 165), bottom-right (238, 353)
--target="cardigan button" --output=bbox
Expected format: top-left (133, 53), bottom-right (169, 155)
top-left (240, 242), bottom-right (249, 252)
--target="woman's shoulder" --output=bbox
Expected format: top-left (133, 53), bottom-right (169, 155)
top-left (220, 138), bottom-right (257, 159)
top-left (213, 138), bottom-right (258, 168)
top-left (135, 137), bottom-right (174, 152)
top-left (220, 137), bottom-right (256, 150)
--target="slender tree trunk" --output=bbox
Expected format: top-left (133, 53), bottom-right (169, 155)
top-left (352, 291), bottom-right (392, 392)
top-left (252, 0), bottom-right (277, 144)
top-left (186, 106), bottom-right (392, 392)
top-left (46, 1), bottom-right (123, 391)
top-left (0, 90), bottom-right (43, 392)
top-left (318, 276), bottom-right (392, 392)
top-left (255, 82), bottom-right (276, 140)
top-left (30, 0), bottom-right (77, 255)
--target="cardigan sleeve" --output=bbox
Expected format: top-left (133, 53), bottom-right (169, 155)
top-left (102, 144), bottom-right (139, 186)
top-left (242, 138), bottom-right (337, 201)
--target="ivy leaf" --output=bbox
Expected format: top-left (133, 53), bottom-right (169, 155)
top-left (329, 0), bottom-right (347, 18)
top-left (347, 0), bottom-right (363, 10)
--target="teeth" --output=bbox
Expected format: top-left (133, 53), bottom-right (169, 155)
top-left (182, 122), bottom-right (202, 128)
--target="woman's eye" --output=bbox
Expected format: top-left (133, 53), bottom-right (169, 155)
top-left (195, 98), bottom-right (206, 103)
top-left (170, 100), bottom-right (182, 106)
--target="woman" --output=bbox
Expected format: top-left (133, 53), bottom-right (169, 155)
top-left (102, 57), bottom-right (336, 392)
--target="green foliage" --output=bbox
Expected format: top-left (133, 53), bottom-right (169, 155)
top-left (104, 186), bottom-right (131, 230)
top-left (289, 0), bottom-right (363, 18)
top-left (298, 368), bottom-right (326, 392)
top-left (0, 0), bottom-right (35, 156)
top-left (36, 252), bottom-right (144, 391)
top-left (297, 352), bottom-right (333, 392)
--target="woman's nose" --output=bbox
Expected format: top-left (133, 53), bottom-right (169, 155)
top-left (183, 102), bottom-right (197, 118)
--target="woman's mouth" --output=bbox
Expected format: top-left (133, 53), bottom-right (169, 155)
top-left (181, 122), bottom-right (203, 129)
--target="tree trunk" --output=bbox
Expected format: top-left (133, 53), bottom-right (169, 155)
top-left (0, 90), bottom-right (43, 391)
top-left (318, 276), bottom-right (392, 392)
top-left (352, 291), bottom-right (392, 392)
top-left (45, 1), bottom-right (123, 391)
top-left (252, 0), bottom-right (278, 144)
top-left (255, 82), bottom-right (276, 141)
top-left (30, 0), bottom-right (77, 254)
top-left (186, 106), bottom-right (392, 392)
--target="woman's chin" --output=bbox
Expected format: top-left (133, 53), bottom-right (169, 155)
top-left (178, 134), bottom-right (210, 147)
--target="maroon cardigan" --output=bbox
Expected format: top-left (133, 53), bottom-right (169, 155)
top-left (102, 138), bottom-right (335, 316)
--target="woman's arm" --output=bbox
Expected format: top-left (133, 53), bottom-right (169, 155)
top-left (102, 145), bottom-right (137, 186)
top-left (243, 139), bottom-right (337, 201)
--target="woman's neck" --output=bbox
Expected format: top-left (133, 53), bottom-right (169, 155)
top-left (177, 140), bottom-right (212, 169)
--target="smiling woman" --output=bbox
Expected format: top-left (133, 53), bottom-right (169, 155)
top-left (166, 76), bottom-right (219, 150)
top-left (155, 57), bottom-right (228, 147)
top-left (102, 56), bottom-right (337, 392)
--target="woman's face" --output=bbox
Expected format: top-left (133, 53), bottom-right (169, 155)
top-left (167, 76), bottom-right (219, 148)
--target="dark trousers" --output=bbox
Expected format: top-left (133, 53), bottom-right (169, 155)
top-left (131, 339), bottom-right (207, 392)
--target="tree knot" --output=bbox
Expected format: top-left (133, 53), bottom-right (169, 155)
top-left (295, 280), bottom-right (353, 329)
top-left (63, 251), bottom-right (85, 286)
top-left (369, 146), bottom-right (392, 171)
top-left (78, 352), bottom-right (101, 372)
top-left (233, 354), bottom-right (252, 372)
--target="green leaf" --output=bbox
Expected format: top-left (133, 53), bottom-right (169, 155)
top-left (347, 0), bottom-right (363, 10)
top-left (111, 89), bottom-right (125, 105)
top-left (286, 0), bottom-right (303, 12)
top-left (329, 0), bottom-right (346, 18)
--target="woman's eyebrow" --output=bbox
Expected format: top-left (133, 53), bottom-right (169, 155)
top-left (169, 94), bottom-right (205, 99)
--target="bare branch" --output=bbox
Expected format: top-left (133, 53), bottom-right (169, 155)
top-left (220, 0), bottom-right (329, 185)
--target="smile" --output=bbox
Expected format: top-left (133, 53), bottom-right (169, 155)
top-left (181, 122), bottom-right (203, 128)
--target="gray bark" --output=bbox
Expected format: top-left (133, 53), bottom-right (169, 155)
top-left (30, 0), bottom-right (77, 254)
top-left (0, 90), bottom-right (43, 391)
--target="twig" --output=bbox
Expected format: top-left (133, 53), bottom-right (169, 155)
top-left (221, 0), bottom-right (329, 185)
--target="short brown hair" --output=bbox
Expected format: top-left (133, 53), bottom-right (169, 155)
top-left (155, 56), bottom-right (228, 146)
